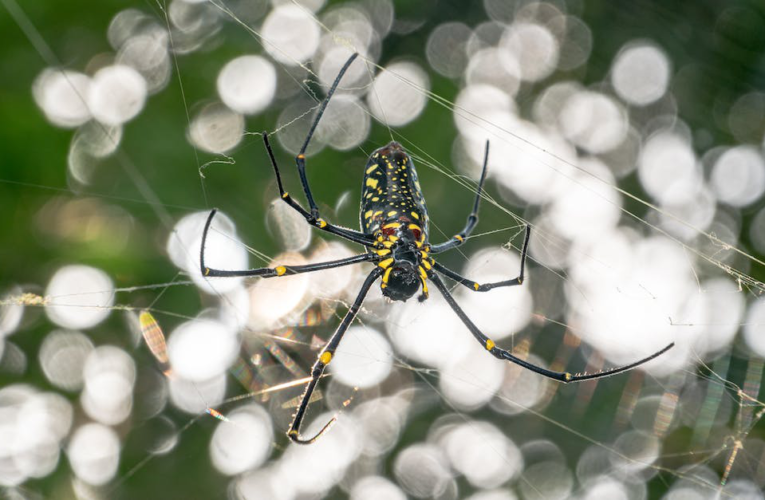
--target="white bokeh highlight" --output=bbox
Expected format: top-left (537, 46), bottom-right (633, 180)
top-left (45, 265), bottom-right (115, 330)
top-left (209, 404), bottom-right (272, 475)
top-left (611, 42), bottom-right (671, 106)
top-left (167, 319), bottom-right (238, 382)
top-left (67, 423), bottom-right (120, 486)
top-left (88, 65), bottom-right (147, 125)
top-left (330, 326), bottom-right (393, 389)
top-left (217, 55), bottom-right (277, 115)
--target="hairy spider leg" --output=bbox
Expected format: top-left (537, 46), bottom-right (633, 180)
top-left (259, 53), bottom-right (375, 247)
top-left (432, 224), bottom-right (531, 292)
top-left (431, 140), bottom-right (495, 254)
top-left (287, 267), bottom-right (383, 444)
top-left (200, 209), bottom-right (376, 278)
top-left (428, 272), bottom-right (675, 382)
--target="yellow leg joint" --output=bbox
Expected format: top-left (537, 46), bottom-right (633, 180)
top-left (275, 266), bottom-right (286, 276)
top-left (204, 268), bottom-right (210, 276)
top-left (486, 339), bottom-right (495, 351)
top-left (564, 372), bottom-right (572, 382)
top-left (317, 219), bottom-right (328, 228)
top-left (282, 192), bottom-right (289, 199)
top-left (473, 283), bottom-right (479, 291)
top-left (288, 429), bottom-right (298, 437)
top-left (320, 351), bottom-right (332, 365)
top-left (455, 235), bottom-right (464, 242)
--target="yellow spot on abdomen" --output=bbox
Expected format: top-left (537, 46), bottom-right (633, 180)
top-left (387, 210), bottom-right (397, 217)
top-left (364, 210), bottom-right (373, 219)
top-left (411, 211), bottom-right (419, 219)
top-left (366, 164), bottom-right (379, 174)
top-left (366, 178), bottom-right (379, 189)
top-left (320, 352), bottom-right (332, 365)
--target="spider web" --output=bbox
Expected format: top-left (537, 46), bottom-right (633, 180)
top-left (1, 0), bottom-right (764, 499)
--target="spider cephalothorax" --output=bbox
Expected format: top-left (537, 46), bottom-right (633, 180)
top-left (199, 52), bottom-right (675, 445)
top-left (376, 228), bottom-right (432, 302)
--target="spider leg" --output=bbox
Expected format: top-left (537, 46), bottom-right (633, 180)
top-left (430, 139), bottom-right (490, 254)
top-left (296, 53), bottom-right (358, 220)
top-left (287, 267), bottom-right (383, 444)
top-left (263, 132), bottom-right (375, 247)
top-left (428, 272), bottom-right (674, 383)
top-left (432, 225), bottom-right (531, 292)
top-left (200, 209), bottom-right (376, 278)
top-left (261, 53), bottom-right (374, 248)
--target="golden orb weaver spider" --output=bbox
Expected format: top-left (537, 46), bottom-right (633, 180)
top-left (200, 53), bottom-right (675, 444)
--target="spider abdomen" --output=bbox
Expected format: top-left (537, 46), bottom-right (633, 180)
top-left (360, 141), bottom-right (429, 242)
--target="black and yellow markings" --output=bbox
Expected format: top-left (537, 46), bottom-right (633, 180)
top-left (418, 266), bottom-right (429, 297)
top-left (275, 266), bottom-right (287, 276)
top-left (485, 339), bottom-right (495, 351)
top-left (366, 178), bottom-right (379, 189)
top-left (319, 351), bottom-right (332, 365)
top-left (381, 266), bottom-right (393, 289)
top-left (378, 258), bottom-right (394, 269)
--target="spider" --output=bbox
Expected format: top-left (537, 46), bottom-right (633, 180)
top-left (200, 53), bottom-right (674, 444)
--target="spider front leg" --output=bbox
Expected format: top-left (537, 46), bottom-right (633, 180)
top-left (200, 209), bottom-right (376, 278)
top-left (433, 224), bottom-right (531, 292)
top-left (428, 272), bottom-right (674, 382)
top-left (288, 267), bottom-right (382, 444)
top-left (262, 133), bottom-right (374, 247)
top-left (260, 53), bottom-right (374, 248)
top-left (431, 140), bottom-right (490, 254)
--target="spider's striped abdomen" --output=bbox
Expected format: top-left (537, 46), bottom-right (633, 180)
top-left (360, 142), bottom-right (429, 242)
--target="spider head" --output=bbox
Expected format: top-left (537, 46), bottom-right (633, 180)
top-left (381, 262), bottom-right (421, 302)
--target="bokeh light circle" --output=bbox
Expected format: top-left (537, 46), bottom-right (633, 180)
top-left (45, 265), bottom-right (115, 330)
top-left (217, 55), bottom-right (277, 115)
top-left (32, 69), bottom-right (92, 128)
top-left (67, 423), bottom-right (120, 486)
top-left (209, 404), bottom-right (272, 475)
top-left (330, 326), bottom-right (393, 389)
top-left (167, 318), bottom-right (238, 382)
top-left (38, 330), bottom-right (94, 391)
top-left (744, 297), bottom-right (765, 357)
top-left (262, 5), bottom-right (320, 65)
top-left (710, 146), bottom-right (765, 207)
top-left (189, 102), bottom-right (244, 154)
top-left (368, 61), bottom-right (430, 127)
top-left (88, 65), bottom-right (147, 125)
top-left (611, 42), bottom-right (671, 106)
top-left (393, 443), bottom-right (452, 498)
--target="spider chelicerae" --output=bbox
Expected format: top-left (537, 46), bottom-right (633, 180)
top-left (200, 53), bottom-right (674, 444)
